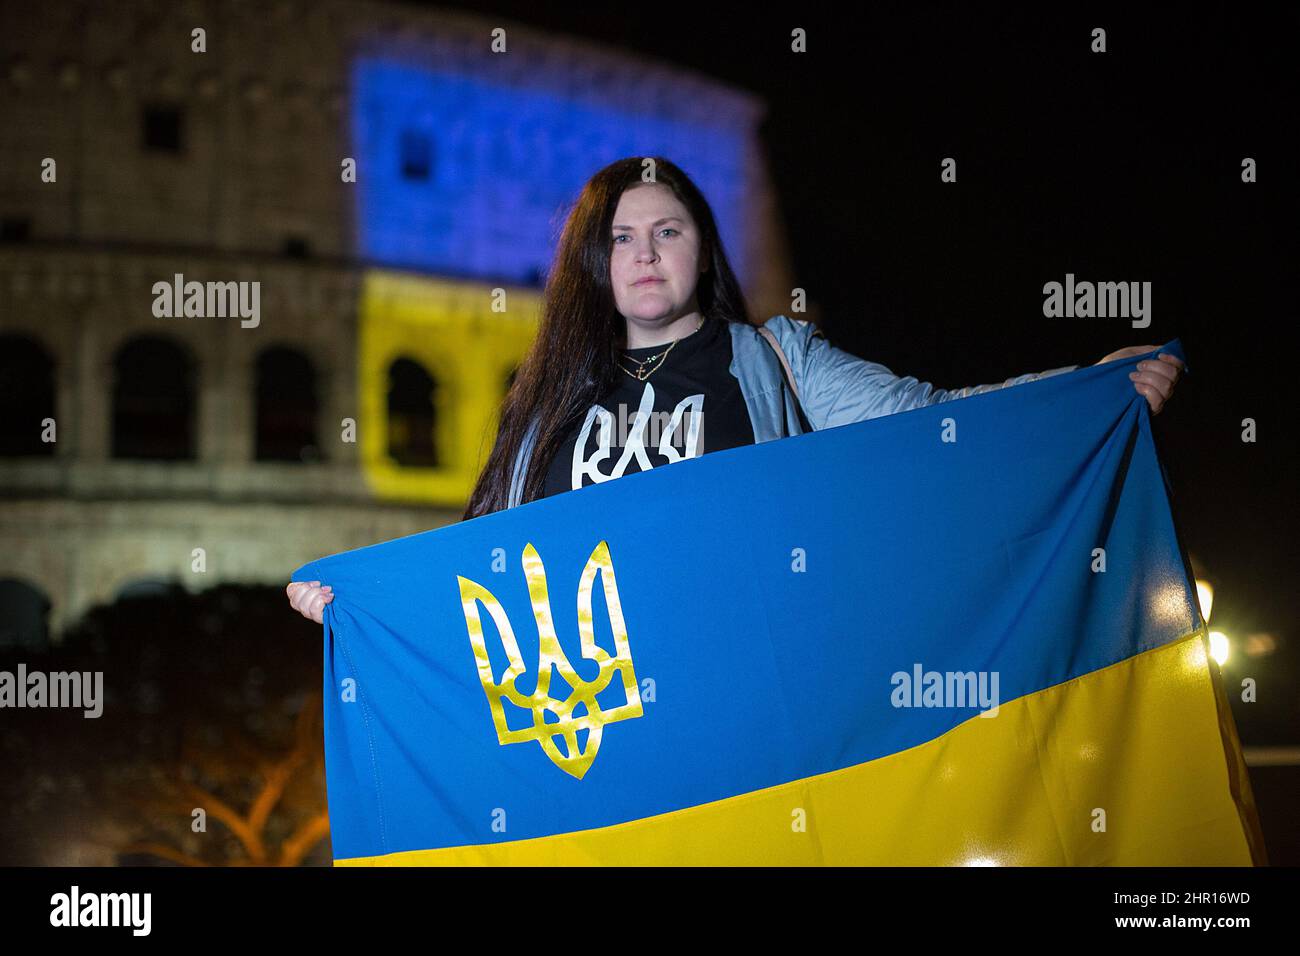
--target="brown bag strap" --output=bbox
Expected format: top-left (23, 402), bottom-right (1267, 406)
top-left (756, 325), bottom-right (801, 402)
top-left (756, 324), bottom-right (813, 433)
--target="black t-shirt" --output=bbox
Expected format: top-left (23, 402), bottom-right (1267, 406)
top-left (541, 316), bottom-right (756, 498)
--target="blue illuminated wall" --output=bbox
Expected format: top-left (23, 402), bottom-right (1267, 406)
top-left (350, 57), bottom-right (749, 286)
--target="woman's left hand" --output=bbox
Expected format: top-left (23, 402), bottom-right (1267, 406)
top-left (1094, 346), bottom-right (1185, 415)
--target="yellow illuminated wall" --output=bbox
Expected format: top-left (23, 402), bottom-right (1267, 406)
top-left (359, 271), bottom-right (541, 505)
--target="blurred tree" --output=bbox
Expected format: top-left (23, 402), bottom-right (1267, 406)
top-left (0, 584), bottom-right (328, 866)
top-left (122, 689), bottom-right (329, 866)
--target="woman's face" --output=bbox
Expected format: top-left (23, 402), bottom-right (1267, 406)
top-left (609, 183), bottom-right (708, 326)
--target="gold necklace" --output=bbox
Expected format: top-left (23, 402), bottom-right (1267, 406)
top-left (619, 316), bottom-right (705, 382)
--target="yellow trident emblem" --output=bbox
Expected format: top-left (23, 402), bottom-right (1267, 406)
top-left (456, 540), bottom-right (643, 779)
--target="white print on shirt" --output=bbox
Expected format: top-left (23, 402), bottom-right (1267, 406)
top-left (571, 381), bottom-right (703, 489)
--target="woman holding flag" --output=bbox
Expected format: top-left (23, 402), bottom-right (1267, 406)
top-left (288, 156), bottom-right (1182, 623)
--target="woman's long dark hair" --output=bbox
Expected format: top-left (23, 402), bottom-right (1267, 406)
top-left (462, 157), bottom-right (755, 519)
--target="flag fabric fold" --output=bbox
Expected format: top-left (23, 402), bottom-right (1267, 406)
top-left (293, 338), bottom-right (1266, 866)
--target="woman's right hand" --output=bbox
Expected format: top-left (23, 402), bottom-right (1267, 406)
top-left (286, 580), bottom-right (333, 624)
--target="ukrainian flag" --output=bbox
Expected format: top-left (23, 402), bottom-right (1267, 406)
top-left (293, 339), bottom-right (1266, 865)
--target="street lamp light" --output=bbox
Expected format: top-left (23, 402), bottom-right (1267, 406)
top-left (1195, 579), bottom-right (1214, 625)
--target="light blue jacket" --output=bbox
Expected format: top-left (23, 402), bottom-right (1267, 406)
top-left (507, 314), bottom-right (1078, 508)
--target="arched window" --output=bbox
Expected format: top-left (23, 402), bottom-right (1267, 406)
top-left (255, 347), bottom-right (320, 462)
top-left (0, 334), bottom-right (56, 456)
top-left (386, 357), bottom-right (438, 467)
top-left (0, 578), bottom-right (51, 649)
top-left (111, 336), bottom-right (195, 460)
top-left (116, 578), bottom-right (183, 601)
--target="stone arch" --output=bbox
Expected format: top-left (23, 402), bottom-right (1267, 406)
top-left (385, 355), bottom-right (440, 467)
top-left (253, 345), bottom-right (320, 462)
top-left (115, 577), bottom-right (184, 601)
top-left (0, 333), bottom-right (57, 456)
top-left (0, 577), bottom-right (53, 649)
top-left (111, 334), bottom-right (197, 460)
